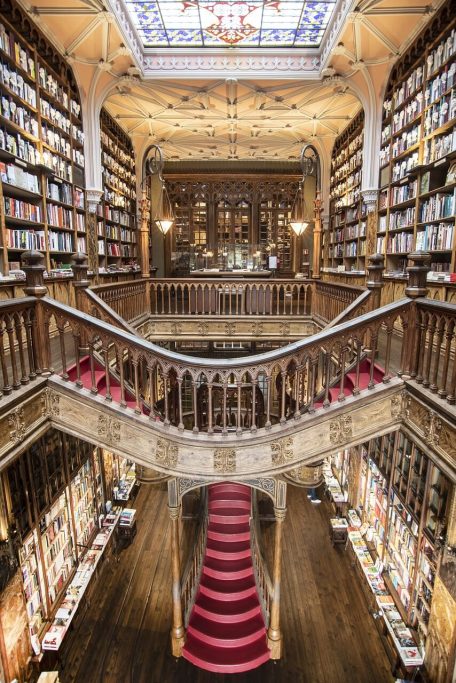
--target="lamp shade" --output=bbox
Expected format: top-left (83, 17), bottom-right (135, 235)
top-left (290, 220), bottom-right (309, 236)
top-left (289, 180), bottom-right (309, 236)
top-left (153, 180), bottom-right (174, 235)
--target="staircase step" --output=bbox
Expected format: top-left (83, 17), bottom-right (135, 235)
top-left (193, 594), bottom-right (262, 623)
top-left (209, 509), bottom-right (250, 525)
top-left (209, 484), bottom-right (250, 497)
top-left (206, 538), bottom-right (251, 560)
top-left (209, 498), bottom-right (251, 510)
top-left (187, 613), bottom-right (266, 648)
top-left (207, 522), bottom-right (250, 543)
top-left (183, 632), bottom-right (270, 674)
top-left (329, 386), bottom-right (352, 401)
top-left (203, 556), bottom-right (253, 580)
top-left (200, 574), bottom-right (256, 601)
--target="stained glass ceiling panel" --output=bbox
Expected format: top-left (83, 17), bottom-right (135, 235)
top-left (125, 0), bottom-right (337, 48)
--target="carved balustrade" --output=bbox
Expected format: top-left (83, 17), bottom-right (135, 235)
top-left (312, 280), bottom-right (366, 325)
top-left (181, 494), bottom-right (209, 626)
top-left (0, 298), bottom-right (38, 396)
top-left (91, 280), bottom-right (149, 324)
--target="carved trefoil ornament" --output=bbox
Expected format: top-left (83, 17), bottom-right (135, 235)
top-left (329, 415), bottom-right (353, 445)
top-left (8, 408), bottom-right (26, 444)
top-left (97, 415), bottom-right (121, 445)
top-left (214, 448), bottom-right (236, 473)
top-left (424, 410), bottom-right (442, 447)
top-left (155, 438), bottom-right (178, 467)
top-left (197, 322), bottom-right (209, 336)
top-left (41, 388), bottom-right (60, 417)
top-left (224, 322), bottom-right (236, 337)
top-left (271, 436), bottom-right (294, 465)
top-left (171, 322), bottom-right (182, 335)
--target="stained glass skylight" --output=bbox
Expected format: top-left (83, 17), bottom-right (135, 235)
top-left (124, 0), bottom-right (337, 48)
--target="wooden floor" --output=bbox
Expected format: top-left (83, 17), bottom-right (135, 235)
top-left (57, 484), bottom-right (394, 683)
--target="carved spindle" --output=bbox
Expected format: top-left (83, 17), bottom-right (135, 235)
top-left (280, 370), bottom-right (287, 424)
top-left (368, 336), bottom-right (377, 390)
top-left (265, 375), bottom-right (272, 429)
top-left (222, 380), bottom-right (227, 434)
top-left (294, 368), bottom-right (300, 419)
top-left (103, 346), bottom-right (111, 401)
top-left (24, 313), bottom-right (36, 380)
top-left (415, 311), bottom-right (428, 383)
top-left (323, 352), bottom-right (330, 407)
top-left (307, 356), bottom-right (318, 413)
top-left (423, 314), bottom-right (436, 388)
top-left (438, 319), bottom-right (454, 398)
top-left (338, 347), bottom-right (347, 402)
top-left (58, 324), bottom-right (68, 380)
top-left (14, 314), bottom-right (28, 384)
top-left (267, 506), bottom-right (286, 660)
top-left (383, 324), bottom-right (393, 383)
top-left (251, 379), bottom-right (257, 432)
top-left (429, 316), bottom-right (445, 393)
top-left (73, 331), bottom-right (82, 388)
top-left (163, 373), bottom-right (170, 426)
top-left (133, 359), bottom-right (141, 414)
top-left (0, 325), bottom-right (11, 394)
top-left (207, 382), bottom-right (213, 434)
top-left (177, 377), bottom-right (184, 431)
top-left (352, 340), bottom-right (361, 395)
top-left (89, 343), bottom-right (98, 395)
top-left (169, 504), bottom-right (185, 657)
top-left (6, 316), bottom-right (20, 389)
top-left (119, 352), bottom-right (127, 408)
top-left (192, 380), bottom-right (198, 433)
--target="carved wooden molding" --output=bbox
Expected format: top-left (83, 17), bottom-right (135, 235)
top-left (271, 437), bottom-right (294, 466)
top-left (41, 388), bottom-right (60, 417)
top-left (403, 394), bottom-right (456, 474)
top-left (97, 415), bottom-right (121, 445)
top-left (329, 415), bottom-right (353, 445)
top-left (8, 407), bottom-right (25, 444)
top-left (155, 438), bottom-right (178, 467)
top-left (214, 448), bottom-right (236, 473)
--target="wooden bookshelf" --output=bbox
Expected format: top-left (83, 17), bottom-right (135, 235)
top-left (0, 3), bottom-right (86, 275)
top-left (99, 109), bottom-right (137, 269)
top-left (327, 111), bottom-right (366, 274)
top-left (378, 6), bottom-right (456, 277)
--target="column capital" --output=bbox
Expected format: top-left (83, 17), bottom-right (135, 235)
top-left (168, 505), bottom-right (180, 520)
top-left (86, 189), bottom-right (103, 214)
top-left (274, 507), bottom-right (287, 522)
top-left (361, 188), bottom-right (378, 213)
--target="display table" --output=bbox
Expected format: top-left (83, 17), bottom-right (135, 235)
top-left (118, 508), bottom-right (137, 543)
top-left (42, 512), bottom-right (120, 652)
top-left (329, 517), bottom-right (348, 546)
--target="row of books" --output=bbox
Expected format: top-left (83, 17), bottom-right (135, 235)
top-left (389, 207), bottom-right (416, 229)
top-left (0, 23), bottom-right (35, 78)
top-left (422, 127), bottom-right (456, 164)
top-left (426, 62), bottom-right (456, 105)
top-left (1, 95), bottom-right (39, 137)
top-left (416, 224), bottom-right (454, 251)
top-left (40, 97), bottom-right (71, 135)
top-left (392, 98), bottom-right (423, 135)
top-left (419, 190), bottom-right (455, 222)
top-left (38, 66), bottom-right (69, 111)
top-left (4, 196), bottom-right (41, 221)
top-left (0, 161), bottom-right (39, 192)
top-left (392, 126), bottom-right (420, 159)
top-left (46, 204), bottom-right (73, 229)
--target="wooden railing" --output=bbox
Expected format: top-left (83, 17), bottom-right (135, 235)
top-left (91, 279), bottom-right (149, 324)
top-left (250, 498), bottom-right (273, 626)
top-left (2, 252), bottom-right (454, 428)
top-left (312, 280), bottom-right (367, 325)
top-left (181, 495), bottom-right (208, 627)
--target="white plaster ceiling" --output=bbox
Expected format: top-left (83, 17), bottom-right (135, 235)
top-left (21, 0), bottom-right (441, 161)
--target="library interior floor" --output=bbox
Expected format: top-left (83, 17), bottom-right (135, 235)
top-left (57, 484), bottom-right (393, 683)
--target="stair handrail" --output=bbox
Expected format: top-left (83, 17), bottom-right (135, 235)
top-left (181, 489), bottom-right (209, 627)
top-left (250, 495), bottom-right (273, 626)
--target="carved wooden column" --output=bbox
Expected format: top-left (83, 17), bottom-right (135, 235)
top-left (366, 253), bottom-right (385, 311)
top-left (312, 190), bottom-right (322, 279)
top-left (71, 253), bottom-right (90, 352)
top-left (140, 184), bottom-right (151, 278)
top-left (361, 189), bottom-right (379, 267)
top-left (86, 189), bottom-right (103, 276)
top-left (169, 504), bottom-right (185, 656)
top-left (21, 250), bottom-right (49, 375)
top-left (267, 505), bottom-right (286, 659)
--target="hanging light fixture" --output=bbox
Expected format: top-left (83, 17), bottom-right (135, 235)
top-left (289, 179), bottom-right (309, 236)
top-left (144, 145), bottom-right (175, 236)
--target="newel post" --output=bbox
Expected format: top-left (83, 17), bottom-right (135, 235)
top-left (366, 253), bottom-right (385, 311)
top-left (71, 253), bottom-right (90, 352)
top-left (21, 250), bottom-right (50, 375)
top-left (169, 504), bottom-right (185, 656)
top-left (402, 252), bottom-right (431, 378)
top-left (267, 506), bottom-right (287, 659)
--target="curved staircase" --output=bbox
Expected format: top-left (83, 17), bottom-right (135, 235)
top-left (183, 483), bottom-right (270, 674)
top-left (314, 358), bottom-right (384, 409)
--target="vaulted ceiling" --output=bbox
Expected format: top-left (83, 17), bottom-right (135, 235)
top-left (22, 0), bottom-right (440, 161)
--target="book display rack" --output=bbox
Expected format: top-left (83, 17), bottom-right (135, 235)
top-left (338, 432), bottom-right (451, 648)
top-left (99, 109), bottom-right (137, 269)
top-left (326, 111), bottom-right (367, 274)
top-left (378, 9), bottom-right (456, 278)
top-left (0, 2), bottom-right (86, 276)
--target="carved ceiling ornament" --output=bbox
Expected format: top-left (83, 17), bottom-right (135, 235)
top-left (41, 388), bottom-right (60, 417)
top-left (97, 415), bottom-right (121, 445)
top-left (329, 415), bottom-right (353, 446)
top-left (271, 436), bottom-right (294, 465)
top-left (155, 438), bottom-right (179, 468)
top-left (8, 407), bottom-right (26, 444)
top-left (214, 448), bottom-right (236, 473)
top-left (178, 477), bottom-right (206, 500)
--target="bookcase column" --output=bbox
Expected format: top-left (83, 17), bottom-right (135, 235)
top-left (139, 186), bottom-right (150, 278)
top-left (361, 189), bottom-right (379, 271)
top-left (86, 190), bottom-right (103, 275)
top-left (267, 505), bottom-right (286, 659)
top-left (312, 190), bottom-right (323, 278)
top-left (169, 504), bottom-right (185, 656)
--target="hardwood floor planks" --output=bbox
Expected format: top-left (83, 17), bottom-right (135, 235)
top-left (58, 484), bottom-right (394, 683)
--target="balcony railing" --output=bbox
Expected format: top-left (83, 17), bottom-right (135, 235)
top-left (1, 253), bottom-right (453, 438)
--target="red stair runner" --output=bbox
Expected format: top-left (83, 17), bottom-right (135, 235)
top-left (182, 483), bottom-right (270, 674)
top-left (314, 358), bottom-right (384, 409)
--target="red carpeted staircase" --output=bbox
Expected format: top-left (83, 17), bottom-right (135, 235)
top-left (67, 355), bottom-right (149, 413)
top-left (183, 483), bottom-right (270, 674)
top-left (314, 358), bottom-right (384, 409)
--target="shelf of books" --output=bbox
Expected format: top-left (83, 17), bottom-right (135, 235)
top-left (0, 4), bottom-right (86, 277)
top-left (99, 109), bottom-right (137, 270)
top-left (327, 111), bottom-right (367, 275)
top-left (352, 431), bottom-right (452, 648)
top-left (378, 10), bottom-right (456, 280)
top-left (71, 459), bottom-right (97, 551)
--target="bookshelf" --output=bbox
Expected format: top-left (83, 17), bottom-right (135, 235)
top-left (99, 109), bottom-right (137, 270)
top-left (327, 111), bottom-right (367, 273)
top-left (39, 490), bottom-right (75, 609)
top-left (70, 459), bottom-right (97, 550)
top-left (0, 5), bottom-right (86, 275)
top-left (19, 530), bottom-right (45, 639)
top-left (378, 11), bottom-right (456, 277)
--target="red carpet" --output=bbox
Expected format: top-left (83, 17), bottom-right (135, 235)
top-left (182, 483), bottom-right (270, 673)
